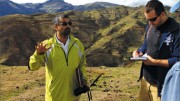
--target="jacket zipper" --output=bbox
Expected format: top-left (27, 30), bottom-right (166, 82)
top-left (61, 40), bottom-right (77, 66)
top-left (60, 47), bottom-right (68, 65)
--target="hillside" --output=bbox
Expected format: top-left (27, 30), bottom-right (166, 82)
top-left (0, 62), bottom-right (141, 101)
top-left (0, 6), bottom-right (148, 66)
top-left (0, 6), bottom-right (178, 66)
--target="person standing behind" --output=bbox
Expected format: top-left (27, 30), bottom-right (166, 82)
top-left (170, 1), bottom-right (180, 14)
top-left (161, 62), bottom-right (180, 101)
top-left (132, 0), bottom-right (180, 101)
top-left (29, 14), bottom-right (87, 101)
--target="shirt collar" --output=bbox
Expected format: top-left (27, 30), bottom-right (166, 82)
top-left (55, 35), bottom-right (70, 46)
top-left (156, 17), bottom-right (171, 33)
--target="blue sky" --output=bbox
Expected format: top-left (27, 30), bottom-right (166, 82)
top-left (10, 0), bottom-right (178, 7)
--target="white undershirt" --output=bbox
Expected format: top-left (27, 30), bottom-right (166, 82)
top-left (56, 35), bottom-right (70, 56)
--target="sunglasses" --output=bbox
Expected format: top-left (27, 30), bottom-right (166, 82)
top-left (147, 16), bottom-right (159, 22)
top-left (58, 21), bottom-right (72, 26)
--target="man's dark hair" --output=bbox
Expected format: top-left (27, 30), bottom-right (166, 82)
top-left (145, 0), bottom-right (165, 16)
top-left (53, 14), bottom-right (70, 25)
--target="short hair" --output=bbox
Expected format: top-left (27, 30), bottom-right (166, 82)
top-left (53, 14), bottom-right (70, 25)
top-left (145, 0), bottom-right (165, 16)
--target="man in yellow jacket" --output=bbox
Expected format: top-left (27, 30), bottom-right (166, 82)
top-left (29, 14), bottom-right (87, 101)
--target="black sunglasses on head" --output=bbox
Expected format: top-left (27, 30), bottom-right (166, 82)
top-left (147, 16), bottom-right (159, 22)
top-left (58, 21), bottom-right (72, 26)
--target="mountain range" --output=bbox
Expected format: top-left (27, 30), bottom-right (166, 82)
top-left (0, 0), bottom-right (119, 16)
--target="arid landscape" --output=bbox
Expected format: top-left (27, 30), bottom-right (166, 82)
top-left (0, 62), bottom-right (141, 101)
top-left (1, 1), bottom-right (179, 101)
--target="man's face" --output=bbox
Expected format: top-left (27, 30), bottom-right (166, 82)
top-left (56, 17), bottom-right (72, 36)
top-left (144, 10), bottom-right (162, 28)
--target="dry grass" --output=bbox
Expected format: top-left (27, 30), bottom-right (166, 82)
top-left (0, 66), bottom-right (45, 101)
top-left (0, 62), bottom-right (141, 101)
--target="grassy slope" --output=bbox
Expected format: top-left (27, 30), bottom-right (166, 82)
top-left (0, 62), bottom-right (141, 101)
top-left (86, 13), bottom-right (136, 54)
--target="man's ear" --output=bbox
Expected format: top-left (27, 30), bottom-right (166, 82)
top-left (54, 25), bottom-right (58, 30)
top-left (161, 12), bottom-right (166, 17)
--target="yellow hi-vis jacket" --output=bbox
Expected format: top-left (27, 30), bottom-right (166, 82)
top-left (29, 35), bottom-right (87, 101)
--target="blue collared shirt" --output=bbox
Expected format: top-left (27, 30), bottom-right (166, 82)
top-left (161, 62), bottom-right (180, 101)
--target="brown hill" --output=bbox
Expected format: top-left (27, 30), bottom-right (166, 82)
top-left (0, 6), bottom-right (146, 66)
top-left (1, 6), bottom-right (176, 66)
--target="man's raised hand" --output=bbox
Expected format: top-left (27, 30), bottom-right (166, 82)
top-left (36, 42), bottom-right (50, 54)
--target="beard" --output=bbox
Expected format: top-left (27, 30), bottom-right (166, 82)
top-left (61, 28), bottom-right (71, 36)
